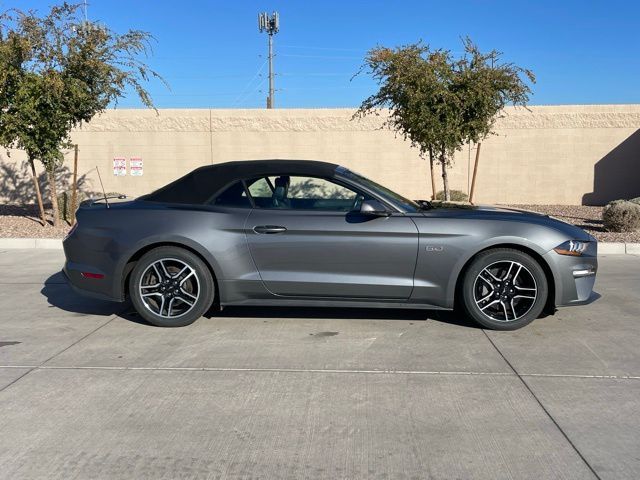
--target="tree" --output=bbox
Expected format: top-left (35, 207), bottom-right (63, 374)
top-left (0, 3), bottom-right (165, 226)
top-left (355, 39), bottom-right (534, 201)
top-left (453, 38), bottom-right (534, 202)
top-left (354, 44), bottom-right (460, 200)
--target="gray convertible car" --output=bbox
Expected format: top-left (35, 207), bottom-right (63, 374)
top-left (63, 160), bottom-right (598, 330)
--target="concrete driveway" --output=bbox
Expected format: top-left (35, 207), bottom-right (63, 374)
top-left (0, 249), bottom-right (639, 479)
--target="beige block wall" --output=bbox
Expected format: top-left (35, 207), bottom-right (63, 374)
top-left (1, 105), bottom-right (639, 205)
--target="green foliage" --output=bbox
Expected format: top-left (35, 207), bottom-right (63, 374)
top-left (435, 189), bottom-right (469, 201)
top-left (453, 38), bottom-right (535, 145)
top-left (0, 3), bottom-right (164, 220)
top-left (354, 43), bottom-right (459, 161)
top-left (602, 200), bottom-right (640, 232)
top-left (354, 38), bottom-right (534, 200)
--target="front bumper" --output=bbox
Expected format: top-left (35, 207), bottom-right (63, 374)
top-left (543, 244), bottom-right (599, 307)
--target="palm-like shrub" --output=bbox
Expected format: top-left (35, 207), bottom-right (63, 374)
top-left (56, 191), bottom-right (87, 223)
top-left (56, 191), bottom-right (124, 223)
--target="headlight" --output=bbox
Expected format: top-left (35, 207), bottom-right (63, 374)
top-left (553, 240), bottom-right (589, 256)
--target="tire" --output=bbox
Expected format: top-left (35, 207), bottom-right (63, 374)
top-left (461, 248), bottom-right (548, 330)
top-left (129, 246), bottom-right (215, 327)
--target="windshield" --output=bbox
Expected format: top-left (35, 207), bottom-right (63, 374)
top-left (335, 166), bottom-right (420, 213)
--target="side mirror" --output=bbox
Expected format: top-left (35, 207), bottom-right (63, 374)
top-left (360, 199), bottom-right (390, 217)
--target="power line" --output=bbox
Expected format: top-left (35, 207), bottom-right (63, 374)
top-left (280, 85), bottom-right (375, 92)
top-left (280, 53), bottom-right (362, 60)
top-left (280, 44), bottom-right (367, 53)
top-left (138, 93), bottom-right (243, 97)
top-left (231, 58), bottom-right (268, 106)
top-left (235, 77), bottom-right (268, 107)
top-left (163, 74), bottom-right (263, 80)
top-left (278, 72), bottom-right (353, 77)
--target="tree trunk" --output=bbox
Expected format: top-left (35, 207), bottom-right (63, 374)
top-left (29, 159), bottom-right (47, 226)
top-left (469, 142), bottom-right (481, 204)
top-left (428, 147), bottom-right (437, 200)
top-left (71, 145), bottom-right (79, 226)
top-left (440, 149), bottom-right (450, 201)
top-left (47, 167), bottom-right (60, 227)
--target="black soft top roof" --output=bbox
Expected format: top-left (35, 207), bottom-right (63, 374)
top-left (141, 159), bottom-right (339, 204)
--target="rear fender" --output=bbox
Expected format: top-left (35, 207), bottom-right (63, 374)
top-left (115, 235), bottom-right (223, 301)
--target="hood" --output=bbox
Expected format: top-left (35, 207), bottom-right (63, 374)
top-left (419, 202), bottom-right (594, 241)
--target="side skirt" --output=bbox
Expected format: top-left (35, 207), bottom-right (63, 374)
top-left (221, 298), bottom-right (450, 310)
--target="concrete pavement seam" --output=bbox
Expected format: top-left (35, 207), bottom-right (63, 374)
top-left (481, 329), bottom-right (602, 480)
top-left (520, 372), bottom-right (640, 380)
top-left (0, 314), bottom-right (118, 395)
top-left (0, 368), bottom-right (38, 395)
top-left (2, 366), bottom-right (517, 375)
top-left (1, 365), bottom-right (638, 380)
top-left (39, 316), bottom-right (119, 367)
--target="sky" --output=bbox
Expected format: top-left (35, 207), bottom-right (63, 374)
top-left (7, 0), bottom-right (640, 108)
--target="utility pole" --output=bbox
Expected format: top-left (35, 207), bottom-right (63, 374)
top-left (258, 11), bottom-right (279, 109)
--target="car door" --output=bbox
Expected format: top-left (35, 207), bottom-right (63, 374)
top-left (244, 175), bottom-right (419, 299)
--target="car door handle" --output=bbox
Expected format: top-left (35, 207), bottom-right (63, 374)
top-left (253, 225), bottom-right (287, 234)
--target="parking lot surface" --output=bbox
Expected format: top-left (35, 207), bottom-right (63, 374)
top-left (0, 249), bottom-right (639, 479)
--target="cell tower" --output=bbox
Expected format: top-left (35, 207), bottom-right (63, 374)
top-left (258, 12), bottom-right (279, 109)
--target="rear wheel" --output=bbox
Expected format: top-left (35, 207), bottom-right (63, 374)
top-left (461, 248), bottom-right (548, 330)
top-left (129, 246), bottom-right (215, 327)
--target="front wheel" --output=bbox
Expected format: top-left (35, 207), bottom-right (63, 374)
top-left (129, 246), bottom-right (215, 327)
top-left (461, 248), bottom-right (548, 330)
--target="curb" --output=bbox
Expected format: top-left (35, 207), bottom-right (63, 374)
top-left (0, 238), bottom-right (639, 255)
top-left (0, 238), bottom-right (63, 249)
top-left (598, 243), bottom-right (640, 255)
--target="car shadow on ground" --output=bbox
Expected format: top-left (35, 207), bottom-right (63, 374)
top-left (42, 271), bottom-right (138, 321)
top-left (41, 272), bottom-right (479, 329)
top-left (213, 305), bottom-right (477, 328)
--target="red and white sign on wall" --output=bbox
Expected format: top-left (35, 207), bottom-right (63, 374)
top-left (113, 157), bottom-right (126, 176)
top-left (130, 157), bottom-right (143, 176)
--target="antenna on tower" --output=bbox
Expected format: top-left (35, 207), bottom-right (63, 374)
top-left (82, 0), bottom-right (88, 22)
top-left (258, 11), bottom-right (280, 109)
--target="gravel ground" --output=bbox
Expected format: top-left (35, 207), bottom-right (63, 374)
top-left (1, 203), bottom-right (638, 243)
top-left (502, 204), bottom-right (640, 243)
top-left (0, 205), bottom-right (71, 238)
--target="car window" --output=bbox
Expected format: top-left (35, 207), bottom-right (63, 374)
top-left (211, 181), bottom-right (251, 208)
top-left (288, 177), bottom-right (355, 200)
top-left (247, 177), bottom-right (273, 198)
top-left (247, 175), bottom-right (366, 211)
top-left (336, 166), bottom-right (419, 213)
